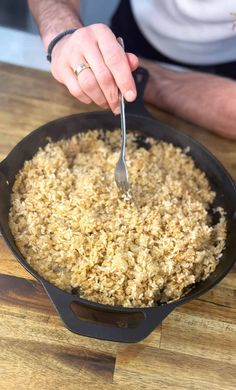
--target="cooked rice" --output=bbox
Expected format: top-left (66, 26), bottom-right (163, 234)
top-left (9, 130), bottom-right (226, 307)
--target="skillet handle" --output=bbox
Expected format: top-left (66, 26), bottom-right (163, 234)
top-left (42, 280), bottom-right (175, 343)
top-left (126, 67), bottom-right (154, 118)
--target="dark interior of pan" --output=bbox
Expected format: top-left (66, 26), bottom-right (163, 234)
top-left (0, 68), bottom-right (235, 342)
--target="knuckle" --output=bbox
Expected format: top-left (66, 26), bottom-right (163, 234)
top-left (75, 28), bottom-right (94, 46)
top-left (82, 98), bottom-right (91, 105)
top-left (92, 94), bottom-right (107, 107)
top-left (79, 74), bottom-right (96, 91)
top-left (96, 67), bottom-right (112, 84)
top-left (108, 88), bottom-right (119, 104)
top-left (93, 23), bottom-right (109, 32)
top-left (69, 85), bottom-right (83, 99)
top-left (96, 100), bottom-right (105, 107)
top-left (105, 52), bottom-right (120, 67)
top-left (119, 79), bottom-right (133, 91)
top-left (75, 26), bottom-right (89, 40)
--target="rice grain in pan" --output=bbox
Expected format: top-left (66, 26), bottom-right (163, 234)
top-left (9, 130), bottom-right (226, 307)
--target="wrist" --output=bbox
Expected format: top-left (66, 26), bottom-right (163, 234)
top-left (46, 28), bottom-right (79, 62)
top-left (43, 21), bottom-right (82, 49)
top-left (150, 66), bottom-right (178, 111)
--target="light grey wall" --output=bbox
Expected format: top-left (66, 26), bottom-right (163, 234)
top-left (80, 0), bottom-right (120, 26)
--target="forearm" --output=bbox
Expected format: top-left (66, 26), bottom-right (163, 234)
top-left (154, 67), bottom-right (236, 139)
top-left (28, 0), bottom-right (82, 48)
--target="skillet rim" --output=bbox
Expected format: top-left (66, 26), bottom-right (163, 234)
top-left (0, 110), bottom-right (236, 312)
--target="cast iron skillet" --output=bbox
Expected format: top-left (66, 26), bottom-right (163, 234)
top-left (0, 68), bottom-right (236, 343)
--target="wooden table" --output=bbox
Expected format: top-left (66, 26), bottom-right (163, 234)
top-left (0, 62), bottom-right (235, 390)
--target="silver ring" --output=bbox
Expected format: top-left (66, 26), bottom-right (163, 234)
top-left (74, 63), bottom-right (91, 77)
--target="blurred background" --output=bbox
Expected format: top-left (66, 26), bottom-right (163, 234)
top-left (0, 0), bottom-right (119, 71)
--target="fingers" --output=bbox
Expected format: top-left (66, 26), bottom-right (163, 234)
top-left (70, 57), bottom-right (109, 109)
top-left (83, 44), bottom-right (119, 113)
top-left (76, 67), bottom-right (109, 109)
top-left (97, 28), bottom-right (137, 102)
top-left (62, 67), bottom-right (92, 105)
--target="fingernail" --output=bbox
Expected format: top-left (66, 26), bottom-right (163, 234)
top-left (124, 90), bottom-right (136, 102)
top-left (114, 107), bottom-right (120, 115)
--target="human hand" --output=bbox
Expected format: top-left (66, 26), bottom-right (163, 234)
top-left (50, 24), bottom-right (139, 114)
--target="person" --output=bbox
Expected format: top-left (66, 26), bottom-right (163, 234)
top-left (28, 0), bottom-right (236, 139)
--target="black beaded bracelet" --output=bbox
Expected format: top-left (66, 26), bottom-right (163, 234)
top-left (47, 28), bottom-right (77, 62)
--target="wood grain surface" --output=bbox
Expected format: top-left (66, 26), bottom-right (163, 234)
top-left (0, 62), bottom-right (235, 390)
